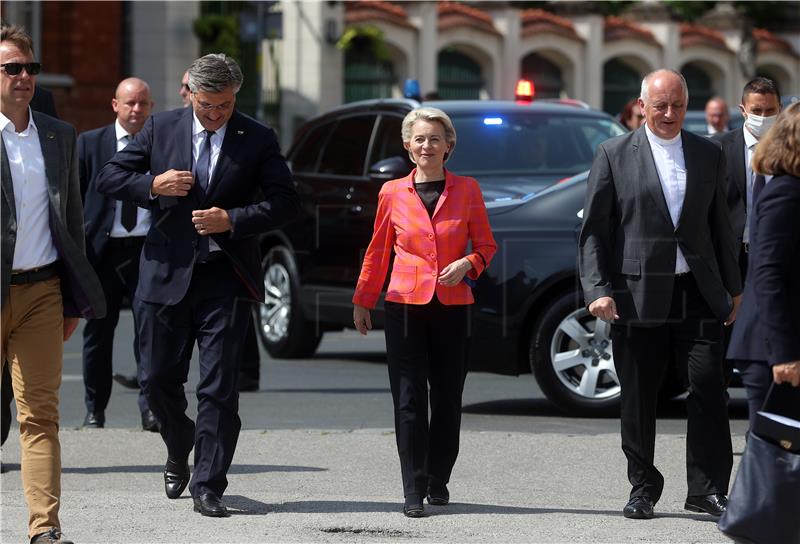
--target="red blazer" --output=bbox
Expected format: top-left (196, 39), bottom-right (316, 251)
top-left (353, 169), bottom-right (497, 309)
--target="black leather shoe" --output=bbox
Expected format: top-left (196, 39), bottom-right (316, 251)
top-left (426, 483), bottom-right (449, 505)
top-left (238, 372), bottom-right (259, 392)
top-left (684, 493), bottom-right (727, 517)
top-left (164, 457), bottom-right (190, 499)
top-left (30, 528), bottom-right (74, 543)
top-left (141, 410), bottom-right (160, 433)
top-left (403, 495), bottom-right (426, 518)
top-left (193, 492), bottom-right (230, 517)
top-left (112, 372), bottom-right (139, 389)
top-left (82, 411), bottom-right (104, 428)
top-left (623, 496), bottom-right (655, 519)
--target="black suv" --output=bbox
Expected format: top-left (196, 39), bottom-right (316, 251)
top-left (256, 98), bottom-right (627, 415)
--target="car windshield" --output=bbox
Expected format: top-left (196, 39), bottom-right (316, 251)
top-left (446, 113), bottom-right (625, 177)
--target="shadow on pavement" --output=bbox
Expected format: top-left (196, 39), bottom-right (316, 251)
top-left (60, 464), bottom-right (327, 474)
top-left (265, 388), bottom-right (390, 394)
top-left (226, 494), bottom-right (273, 515)
top-left (314, 352), bottom-right (387, 364)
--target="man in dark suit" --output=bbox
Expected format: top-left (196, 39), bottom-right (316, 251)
top-left (1, 25), bottom-right (105, 543)
top-left (1, 84), bottom-right (59, 452)
top-left (714, 77), bottom-right (781, 282)
top-left (580, 69), bottom-right (742, 520)
top-left (78, 77), bottom-right (159, 431)
top-left (96, 53), bottom-right (298, 517)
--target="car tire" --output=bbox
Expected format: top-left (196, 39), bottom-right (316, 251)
top-left (529, 290), bottom-right (621, 416)
top-left (256, 246), bottom-right (322, 359)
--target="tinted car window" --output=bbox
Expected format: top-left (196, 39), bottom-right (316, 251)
top-left (369, 114), bottom-right (407, 166)
top-left (446, 113), bottom-right (625, 177)
top-left (291, 121), bottom-right (335, 173)
top-left (318, 115), bottom-right (376, 176)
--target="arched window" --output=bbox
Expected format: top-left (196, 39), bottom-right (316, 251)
top-left (520, 53), bottom-right (564, 99)
top-left (603, 59), bottom-right (641, 116)
top-left (344, 43), bottom-right (395, 103)
top-left (437, 49), bottom-right (483, 100)
top-left (681, 63), bottom-right (713, 110)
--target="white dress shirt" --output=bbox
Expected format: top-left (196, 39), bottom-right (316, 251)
top-left (742, 127), bottom-right (772, 244)
top-left (109, 119), bottom-right (151, 238)
top-left (1, 108), bottom-right (58, 271)
top-left (645, 124), bottom-right (690, 274)
top-left (192, 113), bottom-right (228, 253)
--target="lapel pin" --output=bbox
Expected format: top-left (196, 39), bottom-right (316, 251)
top-left (47, 132), bottom-right (55, 139)
top-left (237, 130), bottom-right (244, 135)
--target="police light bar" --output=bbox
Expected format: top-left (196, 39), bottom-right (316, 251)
top-left (515, 79), bottom-right (535, 103)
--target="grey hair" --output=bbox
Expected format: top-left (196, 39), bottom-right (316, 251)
top-left (187, 53), bottom-right (243, 94)
top-left (640, 69), bottom-right (688, 104)
top-left (401, 107), bottom-right (457, 162)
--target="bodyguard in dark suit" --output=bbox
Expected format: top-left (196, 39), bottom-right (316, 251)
top-left (1, 25), bottom-right (105, 543)
top-left (580, 69), bottom-right (742, 520)
top-left (96, 54), bottom-right (298, 517)
top-left (727, 102), bottom-right (800, 422)
top-left (715, 77), bottom-right (782, 426)
top-left (78, 77), bottom-right (158, 431)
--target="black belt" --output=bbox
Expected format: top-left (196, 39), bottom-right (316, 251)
top-left (108, 236), bottom-right (146, 248)
top-left (195, 252), bottom-right (227, 265)
top-left (9, 262), bottom-right (59, 285)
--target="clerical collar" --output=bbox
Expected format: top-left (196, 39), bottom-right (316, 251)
top-left (644, 124), bottom-right (681, 146)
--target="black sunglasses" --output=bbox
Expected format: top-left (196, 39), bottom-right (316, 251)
top-left (1, 62), bottom-right (42, 76)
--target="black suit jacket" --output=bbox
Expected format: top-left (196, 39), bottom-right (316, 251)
top-left (30, 86), bottom-right (58, 119)
top-left (579, 126), bottom-right (742, 326)
top-left (95, 107), bottom-right (299, 305)
top-left (713, 128), bottom-right (747, 243)
top-left (1, 112), bottom-right (106, 318)
top-left (727, 175), bottom-right (800, 365)
top-left (78, 123), bottom-right (121, 264)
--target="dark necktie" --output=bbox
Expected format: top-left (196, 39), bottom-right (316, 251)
top-left (193, 130), bottom-right (215, 193)
top-left (119, 135), bottom-right (137, 232)
top-left (193, 130), bottom-right (215, 262)
top-left (753, 173), bottom-right (766, 204)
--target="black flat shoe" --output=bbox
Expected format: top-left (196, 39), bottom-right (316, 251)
top-left (426, 483), bottom-right (449, 505)
top-left (141, 410), bottom-right (160, 433)
top-left (112, 373), bottom-right (139, 389)
top-left (684, 493), bottom-right (727, 517)
top-left (403, 496), bottom-right (425, 518)
top-left (623, 496), bottom-right (655, 519)
top-left (82, 411), bottom-right (105, 428)
top-left (164, 457), bottom-right (190, 499)
top-left (30, 528), bottom-right (74, 543)
top-left (193, 492), bottom-right (230, 517)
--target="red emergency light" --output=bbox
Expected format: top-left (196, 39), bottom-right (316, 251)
top-left (515, 79), bottom-right (535, 103)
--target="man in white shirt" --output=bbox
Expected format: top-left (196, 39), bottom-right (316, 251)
top-left (78, 77), bottom-right (159, 432)
top-left (1, 24), bottom-right (105, 544)
top-left (580, 69), bottom-right (742, 521)
top-left (704, 96), bottom-right (730, 135)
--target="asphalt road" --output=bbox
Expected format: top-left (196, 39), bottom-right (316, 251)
top-left (38, 311), bottom-right (749, 435)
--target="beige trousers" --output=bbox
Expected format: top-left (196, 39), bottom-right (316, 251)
top-left (1, 277), bottom-right (64, 538)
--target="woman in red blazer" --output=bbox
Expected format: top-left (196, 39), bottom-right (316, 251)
top-left (353, 107), bottom-right (496, 517)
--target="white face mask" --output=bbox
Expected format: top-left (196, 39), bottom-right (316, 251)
top-left (744, 112), bottom-right (777, 138)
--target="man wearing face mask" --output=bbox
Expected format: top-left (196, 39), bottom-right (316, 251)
top-left (715, 77), bottom-right (781, 430)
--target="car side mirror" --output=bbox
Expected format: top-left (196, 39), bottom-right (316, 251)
top-left (368, 156), bottom-right (410, 181)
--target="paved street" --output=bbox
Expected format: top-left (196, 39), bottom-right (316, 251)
top-left (1, 313), bottom-right (748, 542)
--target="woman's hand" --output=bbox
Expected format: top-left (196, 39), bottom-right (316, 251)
top-left (773, 361), bottom-right (800, 387)
top-left (438, 257), bottom-right (473, 287)
top-left (353, 304), bottom-right (372, 336)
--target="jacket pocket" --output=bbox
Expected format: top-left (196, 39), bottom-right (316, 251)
top-left (620, 258), bottom-right (640, 277)
top-left (388, 264), bottom-right (417, 295)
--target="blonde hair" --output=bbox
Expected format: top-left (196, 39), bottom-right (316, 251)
top-left (752, 101), bottom-right (800, 178)
top-left (401, 107), bottom-right (457, 162)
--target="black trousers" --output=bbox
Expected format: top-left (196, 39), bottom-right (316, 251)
top-left (384, 297), bottom-right (470, 499)
top-left (240, 314), bottom-right (260, 381)
top-left (134, 259), bottom-right (250, 497)
top-left (734, 361), bottom-right (773, 431)
top-left (611, 273), bottom-right (732, 503)
top-left (82, 237), bottom-right (149, 415)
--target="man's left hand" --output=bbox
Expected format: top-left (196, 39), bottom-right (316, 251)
top-left (64, 317), bottom-right (79, 341)
top-left (724, 294), bottom-right (742, 326)
top-left (773, 361), bottom-right (800, 387)
top-left (192, 207), bottom-right (232, 235)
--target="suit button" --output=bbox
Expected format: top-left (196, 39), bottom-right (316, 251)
top-left (429, 253), bottom-right (435, 258)
top-left (431, 271), bottom-right (437, 276)
top-left (428, 233), bottom-right (434, 240)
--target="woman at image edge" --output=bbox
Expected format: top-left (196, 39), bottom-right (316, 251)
top-left (352, 107), bottom-right (497, 518)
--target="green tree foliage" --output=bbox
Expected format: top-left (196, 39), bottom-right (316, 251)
top-left (193, 14), bottom-right (241, 61)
